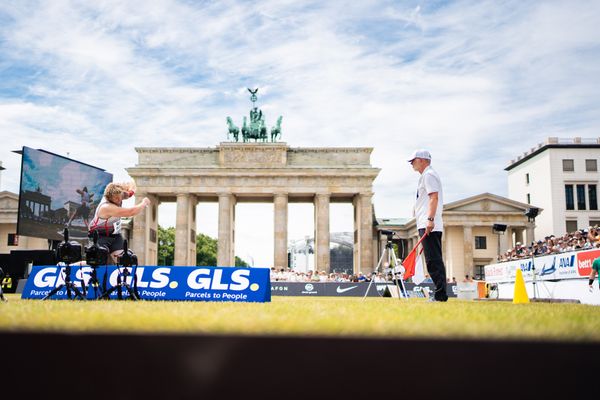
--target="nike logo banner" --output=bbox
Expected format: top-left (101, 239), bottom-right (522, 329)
top-left (336, 285), bottom-right (358, 293)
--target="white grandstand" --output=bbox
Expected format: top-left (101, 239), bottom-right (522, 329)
top-left (288, 232), bottom-right (353, 273)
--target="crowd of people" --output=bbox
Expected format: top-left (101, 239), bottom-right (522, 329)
top-left (497, 226), bottom-right (600, 262)
top-left (269, 267), bottom-right (465, 284)
top-left (270, 268), bottom-right (379, 283)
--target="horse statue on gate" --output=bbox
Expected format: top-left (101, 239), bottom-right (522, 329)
top-left (241, 107), bottom-right (268, 142)
top-left (226, 116), bottom-right (239, 142)
top-left (227, 88), bottom-right (284, 143)
top-left (270, 116), bottom-right (282, 142)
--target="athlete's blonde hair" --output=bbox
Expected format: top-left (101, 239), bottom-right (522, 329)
top-left (104, 182), bottom-right (135, 200)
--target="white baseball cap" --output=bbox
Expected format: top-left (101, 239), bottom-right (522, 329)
top-left (407, 149), bottom-right (432, 162)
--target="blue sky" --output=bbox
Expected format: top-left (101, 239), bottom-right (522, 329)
top-left (1, 0), bottom-right (599, 267)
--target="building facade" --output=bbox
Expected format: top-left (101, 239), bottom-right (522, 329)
top-left (506, 137), bottom-right (600, 239)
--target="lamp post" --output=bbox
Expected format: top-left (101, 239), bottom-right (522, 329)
top-left (492, 223), bottom-right (508, 258)
top-left (524, 208), bottom-right (540, 299)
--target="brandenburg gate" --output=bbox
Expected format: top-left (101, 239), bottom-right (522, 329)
top-left (127, 143), bottom-right (380, 272)
top-left (127, 89), bottom-right (380, 273)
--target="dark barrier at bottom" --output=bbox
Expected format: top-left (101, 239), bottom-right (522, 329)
top-left (0, 332), bottom-right (596, 399)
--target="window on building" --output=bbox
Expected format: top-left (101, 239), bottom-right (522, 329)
top-left (589, 185), bottom-right (598, 211)
top-left (565, 185), bottom-right (574, 210)
top-left (586, 159), bottom-right (597, 172)
top-left (474, 236), bottom-right (487, 249)
top-left (589, 220), bottom-right (600, 228)
top-left (474, 265), bottom-right (485, 281)
top-left (563, 159), bottom-right (574, 172)
top-left (526, 193), bottom-right (531, 204)
top-left (566, 220), bottom-right (578, 233)
top-left (7, 233), bottom-right (18, 246)
top-left (525, 173), bottom-right (530, 184)
top-left (577, 184), bottom-right (586, 210)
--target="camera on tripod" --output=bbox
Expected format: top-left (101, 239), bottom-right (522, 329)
top-left (100, 239), bottom-right (141, 300)
top-left (56, 228), bottom-right (82, 264)
top-left (117, 240), bottom-right (138, 268)
top-left (380, 230), bottom-right (396, 241)
top-left (42, 228), bottom-right (86, 300)
top-left (85, 231), bottom-right (109, 267)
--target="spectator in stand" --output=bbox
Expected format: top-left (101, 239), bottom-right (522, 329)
top-left (515, 242), bottom-right (525, 256)
top-left (373, 272), bottom-right (387, 282)
top-left (310, 270), bottom-right (321, 282)
top-left (588, 227), bottom-right (600, 243)
top-left (318, 271), bottom-right (328, 282)
top-left (306, 270), bottom-right (313, 281)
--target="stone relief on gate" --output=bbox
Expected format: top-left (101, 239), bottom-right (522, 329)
top-left (220, 145), bottom-right (286, 167)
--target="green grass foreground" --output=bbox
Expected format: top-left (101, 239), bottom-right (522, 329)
top-left (1, 294), bottom-right (599, 342)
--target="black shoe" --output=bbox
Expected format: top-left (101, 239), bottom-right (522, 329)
top-left (429, 296), bottom-right (448, 302)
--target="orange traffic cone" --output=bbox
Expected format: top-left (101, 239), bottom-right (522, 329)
top-left (513, 268), bottom-right (530, 304)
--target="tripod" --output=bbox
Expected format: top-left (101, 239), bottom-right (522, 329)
top-left (0, 267), bottom-right (7, 302)
top-left (84, 231), bottom-right (110, 300)
top-left (100, 240), bottom-right (140, 300)
top-left (363, 236), bottom-right (407, 300)
top-left (524, 209), bottom-right (551, 300)
top-left (529, 251), bottom-right (551, 300)
top-left (43, 228), bottom-right (86, 301)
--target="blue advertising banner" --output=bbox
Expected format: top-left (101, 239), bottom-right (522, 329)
top-left (21, 265), bottom-right (271, 302)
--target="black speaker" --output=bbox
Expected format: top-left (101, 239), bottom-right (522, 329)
top-left (525, 207), bottom-right (539, 221)
top-left (8, 250), bottom-right (56, 280)
top-left (493, 224), bottom-right (507, 233)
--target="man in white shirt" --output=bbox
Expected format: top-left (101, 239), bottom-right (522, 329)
top-left (409, 149), bottom-right (448, 302)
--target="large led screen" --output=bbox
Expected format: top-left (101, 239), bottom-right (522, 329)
top-left (17, 147), bottom-right (113, 241)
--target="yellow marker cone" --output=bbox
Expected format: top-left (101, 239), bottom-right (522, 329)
top-left (513, 268), bottom-right (530, 304)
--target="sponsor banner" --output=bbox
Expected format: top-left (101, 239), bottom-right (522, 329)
top-left (271, 282), bottom-right (457, 298)
top-left (485, 248), bottom-right (597, 284)
top-left (21, 265), bottom-right (271, 302)
top-left (576, 249), bottom-right (600, 277)
top-left (494, 279), bottom-right (600, 305)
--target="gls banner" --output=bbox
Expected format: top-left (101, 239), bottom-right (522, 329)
top-left (21, 265), bottom-right (271, 302)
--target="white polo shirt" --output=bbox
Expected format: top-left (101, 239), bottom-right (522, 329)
top-left (414, 165), bottom-right (444, 232)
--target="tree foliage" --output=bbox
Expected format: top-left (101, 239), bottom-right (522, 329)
top-left (158, 226), bottom-right (175, 266)
top-left (158, 225), bottom-right (250, 267)
top-left (196, 233), bottom-right (217, 266)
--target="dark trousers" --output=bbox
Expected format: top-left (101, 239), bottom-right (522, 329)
top-left (418, 229), bottom-right (448, 301)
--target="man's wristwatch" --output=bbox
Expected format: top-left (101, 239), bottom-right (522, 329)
top-left (427, 217), bottom-right (434, 221)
